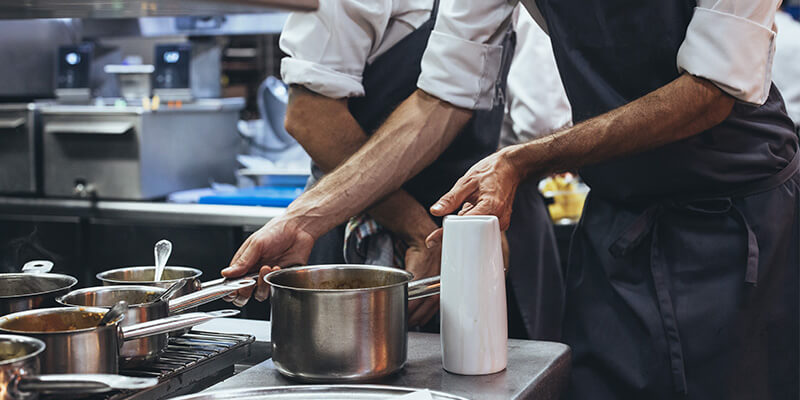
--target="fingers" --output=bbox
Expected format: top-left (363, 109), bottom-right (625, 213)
top-left (430, 177), bottom-right (477, 217)
top-left (409, 296), bottom-right (439, 327)
top-left (232, 282), bottom-right (255, 307)
top-left (254, 265), bottom-right (280, 302)
top-left (425, 228), bottom-right (443, 249)
top-left (458, 202), bottom-right (474, 216)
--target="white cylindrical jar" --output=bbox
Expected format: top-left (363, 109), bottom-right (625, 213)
top-left (440, 215), bottom-right (507, 375)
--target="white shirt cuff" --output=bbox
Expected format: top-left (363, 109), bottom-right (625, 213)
top-left (418, 30), bottom-right (504, 110)
top-left (280, 57), bottom-right (365, 99)
top-left (677, 7), bottom-right (776, 105)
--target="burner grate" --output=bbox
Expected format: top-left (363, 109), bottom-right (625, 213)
top-left (58, 330), bottom-right (256, 400)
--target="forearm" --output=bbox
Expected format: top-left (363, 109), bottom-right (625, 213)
top-left (505, 74), bottom-right (735, 179)
top-left (286, 88), bottom-right (464, 240)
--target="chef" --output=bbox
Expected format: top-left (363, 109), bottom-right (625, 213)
top-left (222, 0), bottom-right (515, 327)
top-left (420, 1), bottom-right (799, 399)
top-left (501, 5), bottom-right (571, 341)
top-left (224, 0), bottom-right (798, 397)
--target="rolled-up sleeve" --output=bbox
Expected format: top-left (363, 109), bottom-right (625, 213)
top-left (279, 0), bottom-right (392, 99)
top-left (677, 1), bottom-right (781, 105)
top-left (417, 0), bottom-right (517, 110)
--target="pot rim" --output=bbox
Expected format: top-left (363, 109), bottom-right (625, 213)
top-left (0, 334), bottom-right (45, 366)
top-left (0, 273), bottom-right (78, 299)
top-left (57, 285), bottom-right (167, 308)
top-left (265, 264), bottom-right (414, 293)
top-left (0, 306), bottom-right (123, 335)
top-left (96, 266), bottom-right (203, 284)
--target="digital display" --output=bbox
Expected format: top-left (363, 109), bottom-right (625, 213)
top-left (163, 51), bottom-right (180, 64)
top-left (65, 52), bottom-right (81, 65)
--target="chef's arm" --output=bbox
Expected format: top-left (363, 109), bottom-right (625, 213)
top-left (503, 73), bottom-right (734, 180)
top-left (284, 85), bottom-right (437, 245)
top-left (283, 89), bottom-right (473, 239)
top-left (428, 73), bottom-right (734, 232)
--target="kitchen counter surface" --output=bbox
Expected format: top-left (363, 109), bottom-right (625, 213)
top-left (199, 319), bottom-right (571, 400)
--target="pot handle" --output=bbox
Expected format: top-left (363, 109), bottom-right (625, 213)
top-left (200, 272), bottom-right (259, 288)
top-left (408, 276), bottom-right (441, 300)
top-left (14, 374), bottom-right (157, 395)
top-left (168, 279), bottom-right (256, 313)
top-left (21, 260), bottom-right (54, 274)
top-left (120, 309), bottom-right (240, 341)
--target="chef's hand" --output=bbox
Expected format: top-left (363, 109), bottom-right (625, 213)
top-left (404, 241), bottom-right (441, 327)
top-left (221, 216), bottom-right (315, 306)
top-left (426, 147), bottom-right (522, 247)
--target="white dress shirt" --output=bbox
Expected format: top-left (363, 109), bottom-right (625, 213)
top-left (279, 0), bottom-right (432, 99)
top-left (500, 6), bottom-right (571, 148)
top-left (418, 0), bottom-right (783, 110)
top-left (773, 11), bottom-right (800, 125)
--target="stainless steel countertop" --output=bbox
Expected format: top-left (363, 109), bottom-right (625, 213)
top-left (199, 319), bottom-right (571, 400)
top-left (0, 196), bottom-right (282, 227)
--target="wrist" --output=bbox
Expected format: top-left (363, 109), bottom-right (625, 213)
top-left (501, 142), bottom-right (547, 182)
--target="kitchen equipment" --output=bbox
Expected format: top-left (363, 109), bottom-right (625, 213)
top-left (55, 43), bottom-right (121, 103)
top-left (0, 103), bottom-right (42, 194)
top-left (153, 239), bottom-right (172, 282)
top-left (56, 280), bottom-right (255, 366)
top-left (158, 279), bottom-right (186, 302)
top-left (40, 98), bottom-right (242, 199)
top-left (0, 307), bottom-right (239, 374)
top-left (439, 215), bottom-right (507, 375)
top-left (0, 334), bottom-right (157, 400)
top-left (104, 64), bottom-right (155, 101)
top-left (169, 385), bottom-right (468, 400)
top-left (153, 41), bottom-right (222, 101)
top-left (265, 264), bottom-right (440, 382)
top-left (0, 260), bottom-right (78, 316)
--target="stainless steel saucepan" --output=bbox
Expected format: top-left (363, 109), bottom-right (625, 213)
top-left (0, 261), bottom-right (78, 316)
top-left (265, 265), bottom-right (440, 382)
top-left (0, 307), bottom-right (239, 374)
top-left (56, 279), bottom-right (255, 366)
top-left (0, 334), bottom-right (156, 400)
top-left (96, 266), bottom-right (255, 335)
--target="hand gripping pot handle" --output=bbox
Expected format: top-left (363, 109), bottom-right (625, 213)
top-left (21, 260), bottom-right (54, 274)
top-left (14, 374), bottom-right (158, 395)
top-left (168, 280), bottom-right (256, 313)
top-left (408, 276), bottom-right (440, 300)
top-left (120, 309), bottom-right (240, 341)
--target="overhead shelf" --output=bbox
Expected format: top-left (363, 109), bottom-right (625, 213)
top-left (0, 0), bottom-right (317, 20)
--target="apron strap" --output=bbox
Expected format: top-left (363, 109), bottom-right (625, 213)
top-left (608, 204), bottom-right (688, 395)
top-left (607, 196), bottom-right (764, 395)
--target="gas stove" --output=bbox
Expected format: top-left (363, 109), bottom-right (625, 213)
top-left (47, 330), bottom-right (258, 400)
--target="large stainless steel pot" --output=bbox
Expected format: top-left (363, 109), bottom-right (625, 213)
top-left (0, 307), bottom-right (238, 374)
top-left (0, 261), bottom-right (77, 316)
top-left (169, 385), bottom-right (468, 399)
top-left (0, 334), bottom-right (157, 400)
top-left (265, 265), bottom-right (440, 382)
top-left (56, 279), bottom-right (255, 366)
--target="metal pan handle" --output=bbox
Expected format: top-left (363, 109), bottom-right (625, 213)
top-left (14, 374), bottom-right (157, 395)
top-left (408, 276), bottom-right (440, 301)
top-left (168, 280), bottom-right (256, 313)
top-left (119, 309), bottom-right (240, 341)
top-left (200, 272), bottom-right (259, 288)
top-left (21, 260), bottom-right (54, 274)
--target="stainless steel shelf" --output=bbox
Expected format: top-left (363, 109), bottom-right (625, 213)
top-left (0, 196), bottom-right (283, 227)
top-left (0, 0), bottom-right (317, 20)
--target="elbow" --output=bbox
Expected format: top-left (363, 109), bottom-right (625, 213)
top-left (704, 92), bottom-right (735, 127)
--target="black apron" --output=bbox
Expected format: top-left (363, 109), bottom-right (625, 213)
top-left (534, 0), bottom-right (800, 398)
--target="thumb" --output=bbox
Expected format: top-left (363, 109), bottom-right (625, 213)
top-left (425, 228), bottom-right (443, 249)
top-left (222, 241), bottom-right (260, 278)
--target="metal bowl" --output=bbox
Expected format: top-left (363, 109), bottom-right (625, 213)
top-left (96, 266), bottom-right (203, 289)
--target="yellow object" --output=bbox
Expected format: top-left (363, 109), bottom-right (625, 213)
top-left (540, 174), bottom-right (587, 223)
